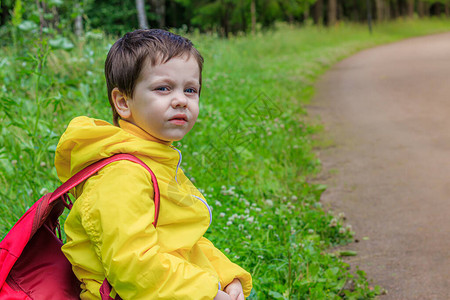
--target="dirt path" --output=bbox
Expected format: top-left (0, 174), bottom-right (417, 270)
top-left (310, 32), bottom-right (450, 299)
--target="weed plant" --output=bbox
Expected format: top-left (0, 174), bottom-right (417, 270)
top-left (1, 18), bottom-right (450, 299)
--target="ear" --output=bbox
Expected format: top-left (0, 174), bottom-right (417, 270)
top-left (111, 88), bottom-right (132, 119)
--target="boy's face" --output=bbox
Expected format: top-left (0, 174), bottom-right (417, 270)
top-left (125, 55), bottom-right (200, 143)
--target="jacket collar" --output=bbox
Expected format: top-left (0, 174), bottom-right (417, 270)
top-left (119, 119), bottom-right (172, 146)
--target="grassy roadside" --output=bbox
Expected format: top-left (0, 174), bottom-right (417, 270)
top-left (1, 18), bottom-right (449, 298)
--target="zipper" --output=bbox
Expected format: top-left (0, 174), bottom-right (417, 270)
top-left (169, 146), bottom-right (211, 225)
top-left (192, 195), bottom-right (212, 226)
top-left (170, 146), bottom-right (182, 183)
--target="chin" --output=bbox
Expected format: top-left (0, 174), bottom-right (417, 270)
top-left (169, 136), bottom-right (185, 142)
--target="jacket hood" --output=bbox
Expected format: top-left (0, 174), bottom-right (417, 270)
top-left (55, 116), bottom-right (180, 183)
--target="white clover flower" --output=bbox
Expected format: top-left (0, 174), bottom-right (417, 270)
top-left (227, 221), bottom-right (233, 226)
top-left (229, 214), bottom-right (238, 221)
top-left (219, 212), bottom-right (225, 218)
top-left (265, 199), bottom-right (273, 207)
top-left (257, 255), bottom-right (264, 259)
top-left (268, 225), bottom-right (274, 230)
top-left (290, 228), bottom-right (296, 235)
top-left (255, 207), bottom-right (262, 212)
top-left (308, 229), bottom-right (314, 234)
top-left (40, 162), bottom-right (46, 167)
top-left (246, 235), bottom-right (252, 240)
top-left (291, 195), bottom-right (298, 201)
top-left (247, 216), bottom-right (254, 223)
top-left (234, 255), bottom-right (240, 259)
top-left (39, 188), bottom-right (48, 195)
top-left (339, 227), bottom-right (346, 234)
top-left (346, 224), bottom-right (353, 232)
top-left (224, 248), bottom-right (230, 254)
top-left (11, 160), bottom-right (17, 166)
top-left (244, 208), bottom-right (250, 214)
top-left (238, 224), bottom-right (244, 230)
top-left (215, 200), bottom-right (222, 207)
top-left (291, 243), bottom-right (298, 249)
top-left (329, 218), bottom-right (338, 227)
top-left (338, 212), bottom-right (346, 219)
top-left (223, 226), bottom-right (229, 230)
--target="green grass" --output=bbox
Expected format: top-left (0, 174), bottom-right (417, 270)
top-left (1, 18), bottom-right (450, 298)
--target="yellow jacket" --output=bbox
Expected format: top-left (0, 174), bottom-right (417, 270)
top-left (55, 116), bottom-right (252, 299)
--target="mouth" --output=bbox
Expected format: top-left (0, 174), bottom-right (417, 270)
top-left (169, 114), bottom-right (188, 125)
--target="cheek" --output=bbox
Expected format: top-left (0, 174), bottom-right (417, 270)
top-left (192, 103), bottom-right (200, 119)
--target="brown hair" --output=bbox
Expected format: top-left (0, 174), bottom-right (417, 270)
top-left (105, 29), bottom-right (204, 125)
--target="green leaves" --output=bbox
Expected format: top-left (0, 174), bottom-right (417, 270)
top-left (48, 36), bottom-right (74, 50)
top-left (17, 20), bottom-right (37, 32)
top-left (11, 0), bottom-right (23, 27)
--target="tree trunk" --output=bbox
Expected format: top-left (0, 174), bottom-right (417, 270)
top-left (391, 0), bottom-right (399, 18)
top-left (313, 0), bottom-right (323, 25)
top-left (251, 0), bottom-right (256, 34)
top-left (406, 0), bottom-right (414, 18)
top-left (136, 0), bottom-right (148, 29)
top-left (445, 3), bottom-right (450, 17)
top-left (328, 0), bottom-right (337, 26)
top-left (151, 0), bottom-right (165, 28)
top-left (220, 0), bottom-right (231, 38)
top-left (74, 2), bottom-right (83, 37)
top-left (1, 2), bottom-right (9, 26)
top-left (417, 1), bottom-right (425, 18)
top-left (384, 0), bottom-right (391, 19)
top-left (375, 0), bottom-right (384, 21)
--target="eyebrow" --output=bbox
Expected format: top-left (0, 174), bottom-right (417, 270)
top-left (151, 76), bottom-right (200, 86)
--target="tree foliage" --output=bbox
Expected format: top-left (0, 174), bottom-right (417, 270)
top-left (1, 0), bottom-right (449, 38)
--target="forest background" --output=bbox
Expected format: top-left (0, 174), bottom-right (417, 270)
top-left (1, 0), bottom-right (450, 38)
top-left (1, 0), bottom-right (450, 299)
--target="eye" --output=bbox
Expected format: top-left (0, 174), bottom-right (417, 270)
top-left (155, 86), bottom-right (169, 92)
top-left (185, 88), bottom-right (197, 94)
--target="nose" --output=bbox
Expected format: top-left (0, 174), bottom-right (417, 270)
top-left (171, 90), bottom-right (188, 108)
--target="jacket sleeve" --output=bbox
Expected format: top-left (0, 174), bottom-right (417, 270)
top-left (79, 161), bottom-right (220, 300)
top-left (197, 237), bottom-right (253, 297)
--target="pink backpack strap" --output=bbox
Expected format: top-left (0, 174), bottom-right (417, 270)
top-left (100, 279), bottom-right (122, 300)
top-left (51, 153), bottom-right (160, 226)
top-left (56, 154), bottom-right (161, 299)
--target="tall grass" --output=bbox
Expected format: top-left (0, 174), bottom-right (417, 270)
top-left (1, 18), bottom-right (449, 298)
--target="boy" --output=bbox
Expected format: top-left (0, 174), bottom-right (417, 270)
top-left (55, 29), bottom-right (252, 299)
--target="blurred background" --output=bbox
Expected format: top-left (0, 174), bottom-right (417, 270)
top-left (1, 1), bottom-right (450, 298)
top-left (1, 0), bottom-right (449, 39)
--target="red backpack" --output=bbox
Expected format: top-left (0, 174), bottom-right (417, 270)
top-left (0, 154), bottom-right (160, 299)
